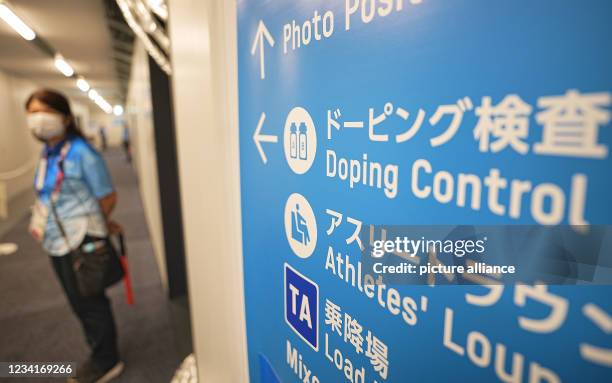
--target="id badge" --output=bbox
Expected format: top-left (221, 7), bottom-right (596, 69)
top-left (29, 199), bottom-right (49, 242)
top-left (35, 158), bottom-right (47, 191)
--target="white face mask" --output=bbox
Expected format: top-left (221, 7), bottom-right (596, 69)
top-left (27, 112), bottom-right (66, 140)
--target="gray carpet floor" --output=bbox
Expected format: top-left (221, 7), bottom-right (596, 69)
top-left (0, 148), bottom-right (186, 382)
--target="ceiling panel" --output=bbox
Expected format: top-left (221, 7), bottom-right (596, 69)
top-left (0, 0), bottom-right (123, 106)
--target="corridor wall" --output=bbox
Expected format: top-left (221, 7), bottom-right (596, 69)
top-left (125, 41), bottom-right (168, 289)
top-left (0, 69), bottom-right (39, 204)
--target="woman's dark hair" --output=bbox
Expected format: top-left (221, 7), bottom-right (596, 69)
top-left (25, 88), bottom-right (84, 138)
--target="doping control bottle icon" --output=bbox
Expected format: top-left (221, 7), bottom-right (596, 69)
top-left (284, 107), bottom-right (316, 174)
top-left (298, 122), bottom-right (308, 160)
top-left (290, 122), bottom-right (298, 159)
top-left (284, 193), bottom-right (317, 259)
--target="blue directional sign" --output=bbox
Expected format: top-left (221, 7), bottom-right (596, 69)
top-left (238, 1), bottom-right (612, 382)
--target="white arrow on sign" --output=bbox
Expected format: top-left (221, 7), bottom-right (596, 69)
top-left (250, 20), bottom-right (275, 80)
top-left (253, 112), bottom-right (278, 164)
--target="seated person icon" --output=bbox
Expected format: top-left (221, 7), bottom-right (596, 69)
top-left (291, 204), bottom-right (310, 246)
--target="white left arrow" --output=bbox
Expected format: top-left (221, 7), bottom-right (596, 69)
top-left (253, 112), bottom-right (278, 164)
top-left (250, 20), bottom-right (275, 80)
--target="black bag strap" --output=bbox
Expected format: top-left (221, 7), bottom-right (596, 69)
top-left (49, 196), bottom-right (72, 251)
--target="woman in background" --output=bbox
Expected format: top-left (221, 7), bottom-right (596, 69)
top-left (26, 89), bottom-right (124, 383)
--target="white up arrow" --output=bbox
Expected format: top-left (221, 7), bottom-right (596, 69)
top-left (253, 112), bottom-right (278, 164)
top-left (250, 20), bottom-right (275, 80)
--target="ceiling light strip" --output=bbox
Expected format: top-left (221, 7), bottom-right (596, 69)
top-left (133, 0), bottom-right (170, 52)
top-left (54, 54), bottom-right (74, 77)
top-left (0, 2), bottom-right (36, 41)
top-left (116, 0), bottom-right (171, 74)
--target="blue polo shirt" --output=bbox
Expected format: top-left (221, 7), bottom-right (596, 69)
top-left (34, 136), bottom-right (114, 256)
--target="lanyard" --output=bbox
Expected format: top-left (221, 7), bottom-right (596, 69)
top-left (35, 142), bottom-right (72, 200)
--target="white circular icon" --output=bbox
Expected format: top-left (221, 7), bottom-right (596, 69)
top-left (283, 107), bottom-right (317, 174)
top-left (284, 193), bottom-right (317, 259)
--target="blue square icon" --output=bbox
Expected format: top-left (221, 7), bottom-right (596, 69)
top-left (284, 263), bottom-right (318, 351)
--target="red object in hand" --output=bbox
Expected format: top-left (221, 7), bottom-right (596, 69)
top-left (120, 255), bottom-right (134, 305)
top-left (117, 232), bottom-right (134, 305)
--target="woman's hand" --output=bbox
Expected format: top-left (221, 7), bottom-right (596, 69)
top-left (107, 220), bottom-right (123, 235)
top-left (99, 192), bottom-right (120, 234)
top-left (99, 192), bottom-right (117, 217)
